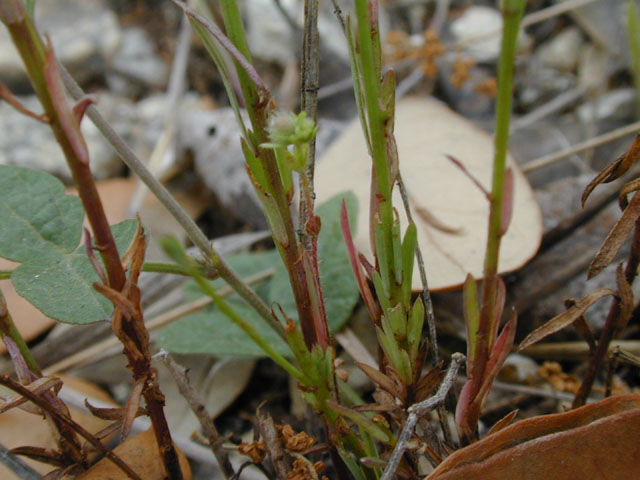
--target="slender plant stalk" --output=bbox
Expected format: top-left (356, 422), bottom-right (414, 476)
top-left (458, 0), bottom-right (525, 443)
top-left (0, 290), bottom-right (40, 375)
top-left (299, 0), bottom-right (320, 251)
top-left (627, 0), bottom-right (640, 118)
top-left (2, 10), bottom-right (126, 290)
top-left (217, 0), bottom-right (330, 350)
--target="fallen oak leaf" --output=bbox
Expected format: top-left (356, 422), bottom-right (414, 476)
top-left (518, 288), bottom-right (617, 351)
top-left (426, 394), bottom-right (640, 480)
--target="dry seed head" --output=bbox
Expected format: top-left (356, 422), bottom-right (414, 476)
top-left (238, 440), bottom-right (267, 463)
top-left (285, 431), bottom-right (316, 451)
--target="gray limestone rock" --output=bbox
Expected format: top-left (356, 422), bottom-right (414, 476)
top-left (0, 0), bottom-right (121, 91)
top-left (0, 94), bottom-right (125, 182)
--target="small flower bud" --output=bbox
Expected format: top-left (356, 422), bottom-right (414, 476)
top-left (266, 111), bottom-right (317, 146)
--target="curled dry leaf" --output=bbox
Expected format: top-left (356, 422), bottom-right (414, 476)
top-left (582, 132), bottom-right (640, 207)
top-left (486, 409), bottom-right (518, 436)
top-left (588, 191), bottom-right (640, 279)
top-left (314, 97), bottom-right (542, 290)
top-left (75, 428), bottom-right (191, 480)
top-left (518, 288), bottom-right (616, 351)
top-left (427, 394), bottom-right (640, 480)
top-left (618, 177), bottom-right (640, 210)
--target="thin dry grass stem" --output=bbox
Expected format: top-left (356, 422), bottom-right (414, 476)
top-left (380, 353), bottom-right (464, 480)
top-left (256, 406), bottom-right (291, 479)
top-left (0, 375), bottom-right (142, 480)
top-left (299, 0), bottom-right (320, 253)
top-left (128, 13), bottom-right (192, 215)
top-left (158, 353), bottom-right (235, 479)
top-left (523, 121), bottom-right (640, 172)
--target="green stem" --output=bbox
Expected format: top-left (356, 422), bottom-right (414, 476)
top-left (193, 275), bottom-right (305, 383)
top-left (627, 0), bottom-right (640, 118)
top-left (353, 0), bottom-right (395, 287)
top-left (478, 0), bottom-right (524, 347)
top-left (0, 290), bottom-right (41, 375)
top-left (142, 262), bottom-right (202, 276)
top-left (467, 0), bottom-right (524, 441)
top-left (0, 270), bottom-right (12, 280)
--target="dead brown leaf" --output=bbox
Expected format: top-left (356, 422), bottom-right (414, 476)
top-left (518, 288), bottom-right (617, 351)
top-left (582, 132), bottom-right (640, 206)
top-left (426, 394), bottom-right (640, 479)
top-left (588, 191), bottom-right (640, 279)
top-left (486, 409), bottom-right (518, 436)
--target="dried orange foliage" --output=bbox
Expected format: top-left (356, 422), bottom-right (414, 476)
top-left (448, 56), bottom-right (475, 88)
top-left (287, 459), bottom-right (327, 480)
top-left (278, 424), bottom-right (317, 451)
top-left (238, 440), bottom-right (267, 463)
top-left (426, 394), bottom-right (640, 479)
top-left (384, 29), bottom-right (445, 78)
top-left (538, 361), bottom-right (580, 394)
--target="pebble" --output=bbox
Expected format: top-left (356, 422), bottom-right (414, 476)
top-left (0, 0), bottom-right (121, 91)
top-left (577, 43), bottom-right (616, 92)
top-left (517, 57), bottom-right (577, 110)
top-left (536, 26), bottom-right (584, 72)
top-left (576, 88), bottom-right (637, 123)
top-left (449, 6), bottom-right (531, 63)
top-left (107, 27), bottom-right (168, 95)
top-left (0, 95), bottom-right (124, 182)
top-left (562, 0), bottom-right (635, 64)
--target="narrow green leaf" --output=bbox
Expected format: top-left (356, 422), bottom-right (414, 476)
top-left (391, 216), bottom-right (403, 286)
top-left (374, 220), bottom-right (391, 296)
top-left (401, 223), bottom-right (417, 308)
top-left (407, 297), bottom-right (424, 361)
top-left (327, 401), bottom-right (390, 443)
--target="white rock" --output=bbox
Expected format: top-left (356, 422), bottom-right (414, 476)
top-left (450, 6), bottom-right (530, 63)
top-left (576, 88), bottom-right (636, 123)
top-left (108, 27), bottom-right (168, 90)
top-left (0, 95), bottom-right (123, 182)
top-left (578, 43), bottom-right (616, 91)
top-left (0, 0), bottom-right (121, 88)
top-left (536, 27), bottom-right (584, 71)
